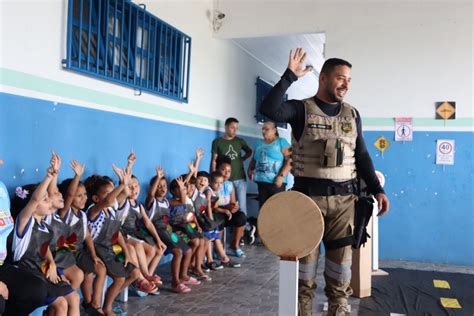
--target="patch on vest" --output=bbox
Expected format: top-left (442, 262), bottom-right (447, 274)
top-left (340, 122), bottom-right (353, 133)
top-left (308, 123), bottom-right (332, 130)
top-left (307, 113), bottom-right (322, 119)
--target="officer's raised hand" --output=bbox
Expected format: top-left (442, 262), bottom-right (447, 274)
top-left (288, 48), bottom-right (313, 78)
top-left (376, 193), bottom-right (390, 216)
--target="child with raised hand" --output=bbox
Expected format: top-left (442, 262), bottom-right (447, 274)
top-left (44, 152), bottom-right (82, 315)
top-left (12, 153), bottom-right (73, 315)
top-left (86, 166), bottom-right (140, 316)
top-left (182, 149), bottom-right (212, 279)
top-left (193, 171), bottom-right (218, 242)
top-left (58, 160), bottom-right (107, 316)
top-left (169, 174), bottom-right (210, 282)
top-left (1, 159), bottom-right (58, 315)
top-left (193, 170), bottom-right (220, 271)
top-left (121, 151), bottom-right (166, 293)
top-left (146, 167), bottom-right (194, 293)
top-left (102, 165), bottom-right (158, 296)
top-left (187, 149), bottom-right (217, 271)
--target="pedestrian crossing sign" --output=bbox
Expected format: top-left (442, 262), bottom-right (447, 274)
top-left (395, 117), bottom-right (413, 141)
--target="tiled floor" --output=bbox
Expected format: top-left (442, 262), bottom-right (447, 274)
top-left (119, 244), bottom-right (473, 316)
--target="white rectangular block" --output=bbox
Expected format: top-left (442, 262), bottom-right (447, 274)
top-left (279, 259), bottom-right (299, 316)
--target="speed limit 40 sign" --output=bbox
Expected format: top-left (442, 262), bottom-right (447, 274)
top-left (436, 139), bottom-right (455, 165)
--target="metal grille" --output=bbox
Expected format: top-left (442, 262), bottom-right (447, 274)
top-left (64, 0), bottom-right (191, 103)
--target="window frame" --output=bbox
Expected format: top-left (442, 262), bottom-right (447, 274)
top-left (63, 0), bottom-right (192, 103)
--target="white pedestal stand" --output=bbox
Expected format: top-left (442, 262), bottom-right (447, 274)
top-left (279, 258), bottom-right (299, 316)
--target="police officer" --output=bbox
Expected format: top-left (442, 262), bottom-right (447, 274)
top-left (260, 48), bottom-right (389, 316)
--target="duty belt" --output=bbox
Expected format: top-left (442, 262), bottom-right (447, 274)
top-left (294, 180), bottom-right (358, 196)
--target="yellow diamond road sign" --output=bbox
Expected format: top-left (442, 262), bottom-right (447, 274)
top-left (374, 135), bottom-right (390, 153)
top-left (436, 102), bottom-right (456, 120)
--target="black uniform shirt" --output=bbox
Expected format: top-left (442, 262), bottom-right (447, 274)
top-left (260, 69), bottom-right (384, 195)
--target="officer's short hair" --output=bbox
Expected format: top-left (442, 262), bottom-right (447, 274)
top-left (321, 58), bottom-right (352, 76)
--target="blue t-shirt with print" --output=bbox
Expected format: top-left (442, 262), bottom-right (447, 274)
top-left (0, 181), bottom-right (14, 264)
top-left (218, 181), bottom-right (234, 206)
top-left (254, 137), bottom-right (291, 184)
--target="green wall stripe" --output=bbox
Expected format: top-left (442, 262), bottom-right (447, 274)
top-left (362, 117), bottom-right (473, 127)
top-left (1, 67), bottom-right (473, 130)
top-left (0, 67), bottom-right (262, 135)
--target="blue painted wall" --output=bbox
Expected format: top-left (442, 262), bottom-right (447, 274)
top-left (365, 131), bottom-right (474, 266)
top-left (1, 92), bottom-right (473, 265)
top-left (0, 92), bottom-right (258, 202)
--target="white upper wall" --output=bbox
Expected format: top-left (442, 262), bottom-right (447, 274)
top-left (0, 0), bottom-right (280, 133)
top-left (1, 0), bottom-right (471, 125)
top-left (216, 0), bottom-right (473, 119)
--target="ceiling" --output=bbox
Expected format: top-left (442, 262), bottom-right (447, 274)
top-left (233, 32), bottom-right (326, 99)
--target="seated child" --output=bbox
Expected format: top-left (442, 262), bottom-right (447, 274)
top-left (146, 167), bottom-right (197, 293)
top-left (58, 160), bottom-right (107, 315)
top-left (12, 154), bottom-right (74, 315)
top-left (214, 157), bottom-right (247, 258)
top-left (85, 166), bottom-right (141, 315)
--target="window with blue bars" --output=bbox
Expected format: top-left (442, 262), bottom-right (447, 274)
top-left (64, 0), bottom-right (191, 103)
top-left (255, 77), bottom-right (288, 129)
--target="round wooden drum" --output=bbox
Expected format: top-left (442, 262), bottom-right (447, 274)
top-left (257, 191), bottom-right (324, 259)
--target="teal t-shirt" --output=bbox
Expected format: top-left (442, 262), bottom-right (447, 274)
top-left (254, 137), bottom-right (291, 184)
top-left (0, 181), bottom-right (14, 264)
top-left (212, 137), bottom-right (250, 181)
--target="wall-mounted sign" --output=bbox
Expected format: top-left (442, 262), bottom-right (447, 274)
top-left (435, 101), bottom-right (456, 120)
top-left (436, 139), bottom-right (455, 165)
top-left (374, 135), bottom-right (390, 154)
top-left (374, 170), bottom-right (385, 188)
top-left (395, 117), bottom-right (413, 141)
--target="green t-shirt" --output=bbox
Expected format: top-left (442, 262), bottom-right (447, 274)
top-left (212, 137), bottom-right (250, 181)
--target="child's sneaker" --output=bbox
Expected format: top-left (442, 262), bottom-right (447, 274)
top-left (206, 261), bottom-right (224, 270)
top-left (112, 304), bottom-right (127, 316)
top-left (221, 259), bottom-right (241, 268)
top-left (232, 248), bottom-right (246, 258)
top-left (196, 273), bottom-right (212, 282)
top-left (245, 222), bottom-right (252, 231)
top-left (248, 224), bottom-right (257, 245)
top-left (201, 263), bottom-right (211, 273)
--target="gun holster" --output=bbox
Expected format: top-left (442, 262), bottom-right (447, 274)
top-left (353, 196), bottom-right (374, 249)
top-left (323, 196), bottom-right (374, 250)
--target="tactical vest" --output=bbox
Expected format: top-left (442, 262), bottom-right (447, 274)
top-left (291, 97), bottom-right (358, 181)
